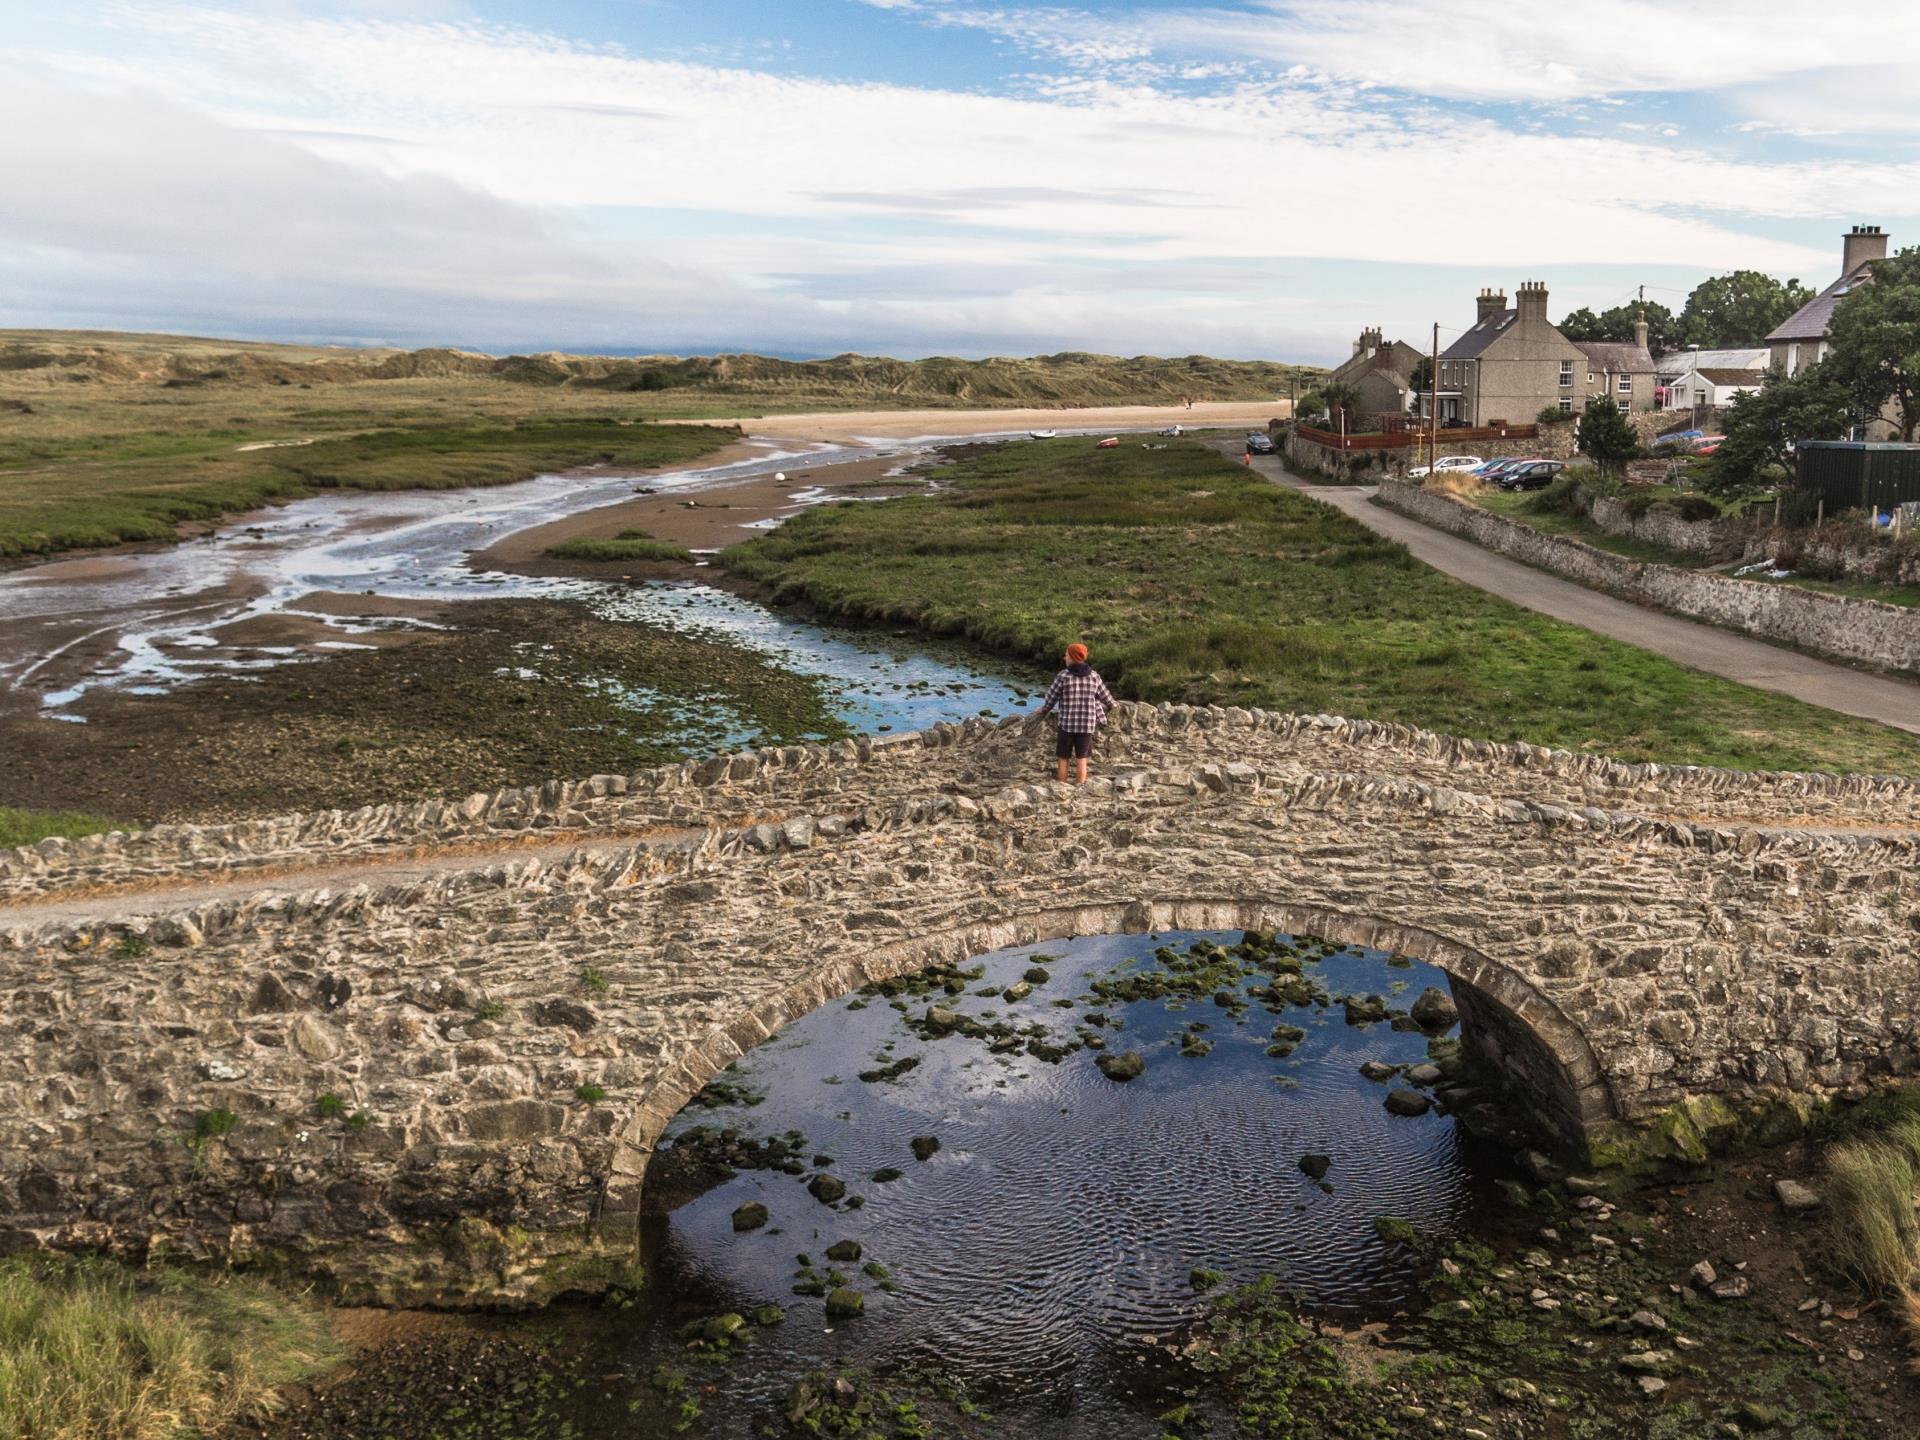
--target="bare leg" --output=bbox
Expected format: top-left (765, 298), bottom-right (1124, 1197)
top-left (1075, 756), bottom-right (1090, 785)
top-left (1056, 758), bottom-right (1069, 784)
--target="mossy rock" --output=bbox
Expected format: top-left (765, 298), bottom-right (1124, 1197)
top-left (825, 1287), bottom-right (864, 1319)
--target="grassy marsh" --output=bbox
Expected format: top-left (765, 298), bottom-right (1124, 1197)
top-left (722, 437), bottom-right (1920, 775)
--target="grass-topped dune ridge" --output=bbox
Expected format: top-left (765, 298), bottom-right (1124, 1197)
top-left (0, 329), bottom-right (1313, 408)
top-left (721, 437), bottom-right (1920, 776)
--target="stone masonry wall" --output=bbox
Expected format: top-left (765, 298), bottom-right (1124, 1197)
top-left (1, 706), bottom-right (1915, 1306)
top-left (1587, 494), bottom-right (1748, 560)
top-left (1376, 481), bottom-right (1920, 674)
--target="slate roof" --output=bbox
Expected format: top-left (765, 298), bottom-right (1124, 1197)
top-left (1766, 266), bottom-right (1876, 343)
top-left (1574, 340), bottom-right (1655, 374)
top-left (1694, 368), bottom-right (1766, 387)
top-left (1653, 347), bottom-right (1768, 377)
top-left (1439, 310), bottom-right (1517, 359)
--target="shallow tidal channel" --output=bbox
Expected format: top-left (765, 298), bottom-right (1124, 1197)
top-left (522, 931), bottom-right (1489, 1437)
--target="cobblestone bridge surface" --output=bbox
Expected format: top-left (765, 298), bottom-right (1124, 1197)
top-left (2, 706), bottom-right (1916, 1304)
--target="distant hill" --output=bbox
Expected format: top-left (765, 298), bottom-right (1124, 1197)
top-left (0, 331), bottom-right (1318, 410)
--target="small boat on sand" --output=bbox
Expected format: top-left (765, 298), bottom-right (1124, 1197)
top-left (1028, 429), bottom-right (1057, 439)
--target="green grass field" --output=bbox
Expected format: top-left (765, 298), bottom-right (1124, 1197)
top-left (0, 408), bottom-right (736, 559)
top-left (722, 438), bottom-right (1920, 775)
top-left (0, 330), bottom-right (1309, 559)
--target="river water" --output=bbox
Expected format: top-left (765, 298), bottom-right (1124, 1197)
top-left (0, 438), bottom-right (1033, 736)
top-left (521, 930), bottom-right (1486, 1438)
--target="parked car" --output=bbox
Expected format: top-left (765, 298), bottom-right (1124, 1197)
top-left (1496, 459), bottom-right (1565, 491)
top-left (1408, 455), bottom-right (1483, 479)
top-left (1245, 433), bottom-right (1276, 454)
top-left (1096, 436), bottom-right (1120, 449)
top-left (1471, 458), bottom-right (1525, 480)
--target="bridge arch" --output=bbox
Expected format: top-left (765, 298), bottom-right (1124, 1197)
top-left (600, 896), bottom-right (1616, 1232)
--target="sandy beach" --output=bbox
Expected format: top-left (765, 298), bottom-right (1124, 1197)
top-left (698, 399), bottom-right (1291, 444)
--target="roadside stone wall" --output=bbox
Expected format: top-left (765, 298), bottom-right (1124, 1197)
top-left (1376, 482), bottom-right (1920, 674)
top-left (1588, 494), bottom-right (1748, 560)
top-left (1741, 526), bottom-right (1920, 587)
top-left (1, 706), bottom-right (1915, 1306)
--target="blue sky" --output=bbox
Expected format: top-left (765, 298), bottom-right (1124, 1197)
top-left (5, 1), bottom-right (1918, 364)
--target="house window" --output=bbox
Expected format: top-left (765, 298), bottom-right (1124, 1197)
top-left (1558, 397), bottom-right (1573, 414)
top-left (1617, 374), bottom-right (1632, 393)
top-left (1587, 371), bottom-right (1595, 383)
top-left (1788, 344), bottom-right (1800, 375)
top-left (1694, 389), bottom-right (1707, 406)
top-left (1559, 360), bottom-right (1573, 387)
top-left (1616, 399), bottom-right (1630, 413)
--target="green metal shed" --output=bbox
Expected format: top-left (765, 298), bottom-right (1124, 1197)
top-left (1796, 441), bottom-right (1920, 514)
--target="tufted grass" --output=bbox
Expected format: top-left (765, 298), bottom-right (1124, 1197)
top-left (544, 529), bottom-right (693, 563)
top-left (1820, 1117), bottom-right (1920, 1291)
top-left (0, 1255), bottom-right (339, 1440)
top-left (721, 437), bottom-right (1920, 775)
top-left (0, 806), bottom-right (128, 850)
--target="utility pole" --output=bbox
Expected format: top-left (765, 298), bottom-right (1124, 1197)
top-left (1428, 322), bottom-right (1440, 473)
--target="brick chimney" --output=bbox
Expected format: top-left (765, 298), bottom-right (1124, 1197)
top-left (1843, 224), bottom-right (1889, 276)
top-left (1515, 281), bottom-right (1549, 325)
top-left (1476, 288), bottom-right (1507, 323)
top-left (1359, 325), bottom-right (1384, 357)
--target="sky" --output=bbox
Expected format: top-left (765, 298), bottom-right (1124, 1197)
top-left (4, 0), bottom-right (1918, 365)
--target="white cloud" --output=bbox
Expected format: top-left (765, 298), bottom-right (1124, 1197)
top-left (871, 0), bottom-right (1920, 105)
top-left (6, 4), bottom-right (1914, 359)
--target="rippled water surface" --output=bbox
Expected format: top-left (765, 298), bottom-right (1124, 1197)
top-left (557, 929), bottom-right (1488, 1437)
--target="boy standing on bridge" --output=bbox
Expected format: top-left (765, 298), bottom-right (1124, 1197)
top-left (1037, 643), bottom-right (1117, 785)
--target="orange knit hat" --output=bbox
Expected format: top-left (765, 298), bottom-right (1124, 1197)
top-left (1065, 643), bottom-right (1089, 664)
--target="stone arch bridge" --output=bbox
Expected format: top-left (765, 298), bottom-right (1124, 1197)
top-left (1, 706), bottom-right (1915, 1305)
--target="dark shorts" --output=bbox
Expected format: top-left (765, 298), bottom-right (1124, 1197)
top-left (1055, 730), bottom-right (1095, 760)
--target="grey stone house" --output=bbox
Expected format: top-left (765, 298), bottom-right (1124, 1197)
top-left (1326, 326), bottom-right (1425, 419)
top-left (1766, 225), bottom-right (1888, 378)
top-left (1432, 283), bottom-right (1655, 426)
top-left (1765, 224), bottom-right (1900, 439)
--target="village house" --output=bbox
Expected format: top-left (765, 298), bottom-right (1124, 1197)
top-left (1765, 223), bottom-right (1902, 439)
top-left (1660, 365), bottom-right (1764, 412)
top-left (1326, 326), bottom-right (1424, 419)
top-left (1430, 283), bottom-right (1656, 426)
top-left (1766, 225), bottom-right (1888, 378)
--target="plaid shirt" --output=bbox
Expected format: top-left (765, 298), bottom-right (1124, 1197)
top-left (1040, 666), bottom-right (1117, 733)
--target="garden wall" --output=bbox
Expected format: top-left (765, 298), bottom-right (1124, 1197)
top-left (1374, 482), bottom-right (1920, 675)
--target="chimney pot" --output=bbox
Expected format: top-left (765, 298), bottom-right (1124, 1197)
top-left (1843, 224), bottom-right (1890, 275)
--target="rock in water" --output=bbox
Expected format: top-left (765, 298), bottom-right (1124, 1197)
top-left (731, 1201), bottom-right (769, 1231)
top-left (1342, 995), bottom-right (1388, 1025)
top-left (825, 1287), bottom-right (864, 1319)
top-left (1410, 986), bottom-right (1458, 1029)
top-left (1096, 1051), bottom-right (1146, 1082)
top-left (1298, 1153), bottom-right (1332, 1181)
top-left (1384, 1088), bottom-right (1432, 1117)
top-left (910, 1135), bottom-right (940, 1162)
top-left (1402, 1062), bottom-right (1444, 1087)
top-left (825, 1239), bottom-right (862, 1262)
top-left (1358, 1060), bottom-right (1397, 1082)
top-left (807, 1174), bottom-right (846, 1204)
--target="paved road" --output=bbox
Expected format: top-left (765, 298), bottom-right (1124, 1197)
top-left (1222, 446), bottom-right (1919, 737)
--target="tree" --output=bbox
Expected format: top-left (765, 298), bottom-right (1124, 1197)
top-left (1677, 270), bottom-right (1814, 348)
top-left (1823, 247), bottom-right (1920, 441)
top-left (1702, 365), bottom-right (1853, 495)
top-left (1409, 356), bottom-right (1433, 399)
top-left (1559, 302), bottom-right (1677, 353)
top-left (1575, 399), bottom-right (1639, 475)
top-left (1320, 380), bottom-right (1363, 430)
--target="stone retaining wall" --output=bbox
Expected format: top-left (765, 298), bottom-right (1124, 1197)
top-left (1588, 494), bottom-right (1747, 560)
top-left (1, 705), bottom-right (1916, 1306)
top-left (1376, 482), bottom-right (1920, 674)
